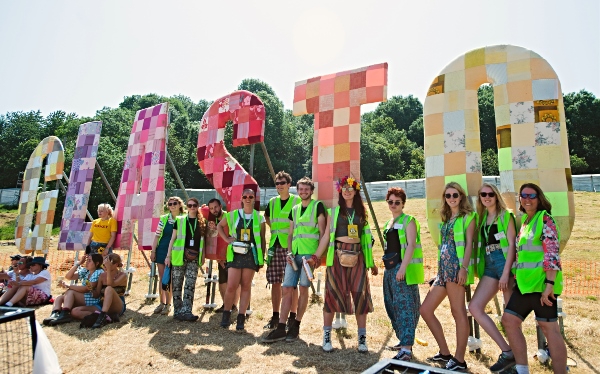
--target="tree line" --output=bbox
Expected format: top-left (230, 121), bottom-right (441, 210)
top-left (0, 79), bottom-right (598, 219)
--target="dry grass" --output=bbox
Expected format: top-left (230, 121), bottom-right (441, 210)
top-left (3, 192), bottom-right (600, 373)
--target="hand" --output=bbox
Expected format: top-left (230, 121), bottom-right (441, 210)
top-left (395, 267), bottom-right (406, 282)
top-left (499, 274), bottom-right (509, 291)
top-left (217, 260), bottom-right (225, 269)
top-left (164, 257), bottom-right (171, 267)
top-left (226, 236), bottom-right (236, 244)
top-left (541, 285), bottom-right (555, 306)
top-left (150, 251), bottom-right (156, 262)
top-left (285, 254), bottom-right (293, 265)
top-left (103, 256), bottom-right (111, 267)
top-left (208, 221), bottom-right (216, 230)
top-left (59, 280), bottom-right (68, 289)
top-left (80, 254), bottom-right (87, 265)
top-left (371, 266), bottom-right (379, 276)
top-left (457, 268), bottom-right (467, 286)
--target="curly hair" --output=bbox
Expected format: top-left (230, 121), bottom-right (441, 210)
top-left (440, 182), bottom-right (473, 222)
top-left (296, 176), bottom-right (314, 191)
top-left (386, 187), bottom-right (406, 205)
top-left (275, 171), bottom-right (292, 184)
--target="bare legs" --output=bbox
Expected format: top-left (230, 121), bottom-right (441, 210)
top-left (469, 276), bottom-right (512, 351)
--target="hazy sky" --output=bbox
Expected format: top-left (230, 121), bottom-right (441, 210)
top-left (1, 0), bottom-right (598, 118)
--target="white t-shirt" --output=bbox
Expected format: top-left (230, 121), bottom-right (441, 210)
top-left (10, 272), bottom-right (34, 282)
top-left (31, 269), bottom-right (52, 296)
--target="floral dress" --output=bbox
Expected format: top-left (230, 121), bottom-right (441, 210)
top-left (433, 217), bottom-right (460, 287)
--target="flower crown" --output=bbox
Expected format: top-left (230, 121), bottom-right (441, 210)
top-left (336, 176), bottom-right (361, 193)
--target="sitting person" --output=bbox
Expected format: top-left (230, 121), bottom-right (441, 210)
top-left (44, 254), bottom-right (104, 326)
top-left (72, 254), bottom-right (127, 328)
top-left (0, 255), bottom-right (23, 294)
top-left (0, 257), bottom-right (51, 307)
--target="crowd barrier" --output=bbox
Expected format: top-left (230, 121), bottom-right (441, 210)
top-left (1, 250), bottom-right (597, 297)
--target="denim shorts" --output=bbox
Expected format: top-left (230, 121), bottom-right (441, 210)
top-left (94, 295), bottom-right (126, 316)
top-left (282, 254), bottom-right (313, 288)
top-left (483, 249), bottom-right (511, 280)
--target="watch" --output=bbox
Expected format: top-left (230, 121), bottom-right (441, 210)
top-left (544, 279), bottom-right (555, 285)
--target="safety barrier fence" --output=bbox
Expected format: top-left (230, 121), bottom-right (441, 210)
top-left (1, 251), bottom-right (598, 297)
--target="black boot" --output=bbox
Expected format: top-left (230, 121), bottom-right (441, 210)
top-left (220, 310), bottom-right (232, 328)
top-left (49, 310), bottom-right (73, 326)
top-left (43, 310), bottom-right (61, 325)
top-left (236, 314), bottom-right (246, 331)
top-left (91, 312), bottom-right (107, 329)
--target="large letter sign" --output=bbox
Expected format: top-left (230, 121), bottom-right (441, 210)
top-left (15, 136), bottom-right (65, 253)
top-left (114, 103), bottom-right (168, 251)
top-left (424, 45), bottom-right (574, 249)
top-left (58, 121), bottom-right (102, 250)
top-left (197, 90), bottom-right (264, 212)
top-left (292, 63), bottom-right (388, 207)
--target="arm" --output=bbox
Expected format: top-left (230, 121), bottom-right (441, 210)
top-left (217, 217), bottom-right (235, 244)
top-left (264, 201), bottom-right (271, 227)
top-left (499, 215), bottom-right (517, 290)
top-left (18, 276), bottom-right (48, 287)
top-left (165, 230), bottom-right (177, 267)
top-left (65, 256), bottom-right (85, 281)
top-left (458, 217), bottom-right (476, 286)
top-left (541, 215), bottom-right (561, 305)
top-left (396, 220), bottom-right (417, 281)
top-left (150, 234), bottom-right (159, 262)
top-left (106, 232), bottom-right (116, 251)
top-left (287, 222), bottom-right (294, 254)
top-left (309, 214), bottom-right (331, 267)
top-left (91, 273), bottom-right (105, 299)
top-left (260, 222), bottom-right (266, 254)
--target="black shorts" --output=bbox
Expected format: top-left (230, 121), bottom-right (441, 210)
top-left (218, 262), bottom-right (228, 284)
top-left (505, 283), bottom-right (558, 322)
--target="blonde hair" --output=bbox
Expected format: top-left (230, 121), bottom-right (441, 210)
top-left (166, 196), bottom-right (185, 214)
top-left (476, 183), bottom-right (510, 220)
top-left (108, 253), bottom-right (123, 267)
top-left (440, 182), bottom-right (474, 222)
top-left (97, 203), bottom-right (114, 218)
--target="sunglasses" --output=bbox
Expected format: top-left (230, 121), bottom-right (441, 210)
top-left (167, 202), bottom-right (179, 206)
top-left (275, 181), bottom-right (288, 186)
top-left (341, 187), bottom-right (355, 192)
top-left (520, 193), bottom-right (538, 200)
top-left (242, 196), bottom-right (255, 200)
top-left (187, 203), bottom-right (198, 208)
top-left (17, 262), bottom-right (24, 265)
top-left (480, 192), bottom-right (496, 198)
top-left (445, 193), bottom-right (460, 199)
top-left (387, 200), bottom-right (402, 206)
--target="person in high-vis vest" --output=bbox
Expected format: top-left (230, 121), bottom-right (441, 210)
top-left (263, 171), bottom-right (301, 330)
top-left (165, 197), bottom-right (206, 322)
top-left (381, 187), bottom-right (424, 362)
top-left (310, 176), bottom-right (378, 353)
top-left (502, 183), bottom-right (567, 374)
top-left (262, 177), bottom-right (327, 343)
top-left (217, 188), bottom-right (266, 331)
top-left (150, 196), bottom-right (185, 316)
top-left (420, 182), bottom-right (476, 372)
top-left (469, 183), bottom-right (517, 372)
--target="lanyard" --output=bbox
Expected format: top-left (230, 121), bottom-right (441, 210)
top-left (241, 210), bottom-right (252, 229)
top-left (483, 211), bottom-right (497, 244)
top-left (384, 214), bottom-right (405, 236)
top-left (442, 216), bottom-right (458, 241)
top-left (347, 209), bottom-right (356, 225)
top-left (187, 217), bottom-right (197, 235)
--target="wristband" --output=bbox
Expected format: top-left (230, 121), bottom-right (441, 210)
top-left (311, 255), bottom-right (319, 264)
top-left (544, 279), bottom-right (555, 285)
top-left (460, 265), bottom-right (468, 271)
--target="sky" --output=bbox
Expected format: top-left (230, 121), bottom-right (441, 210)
top-left (1, 0), bottom-right (599, 118)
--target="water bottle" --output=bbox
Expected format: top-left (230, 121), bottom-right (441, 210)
top-left (288, 252), bottom-right (298, 271)
top-left (266, 247), bottom-right (275, 265)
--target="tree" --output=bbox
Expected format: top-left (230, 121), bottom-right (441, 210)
top-left (481, 148), bottom-right (499, 176)
top-left (570, 154), bottom-right (588, 174)
top-left (477, 84), bottom-right (497, 153)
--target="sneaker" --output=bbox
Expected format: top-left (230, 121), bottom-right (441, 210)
top-left (490, 352), bottom-right (516, 373)
top-left (263, 315), bottom-right (278, 330)
top-left (236, 314), bottom-right (245, 331)
top-left (215, 304), bottom-right (225, 313)
top-left (173, 314), bottom-right (184, 321)
top-left (393, 350), bottom-right (413, 362)
top-left (446, 358), bottom-right (468, 371)
top-left (153, 303), bottom-right (165, 314)
top-left (43, 310), bottom-right (61, 325)
top-left (91, 312), bottom-right (108, 329)
top-left (286, 315), bottom-right (294, 331)
top-left (388, 342), bottom-right (403, 351)
top-left (220, 311), bottom-right (232, 328)
top-left (48, 310), bottom-right (73, 326)
top-left (262, 327), bottom-right (287, 343)
top-left (322, 330), bottom-right (333, 352)
top-left (286, 321), bottom-right (299, 342)
top-left (426, 352), bottom-right (453, 363)
top-left (181, 313), bottom-right (198, 322)
top-left (357, 335), bottom-right (368, 353)
top-left (160, 304), bottom-right (171, 315)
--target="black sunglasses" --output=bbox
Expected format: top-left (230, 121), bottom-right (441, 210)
top-left (187, 203), bottom-right (198, 208)
top-left (520, 193), bottom-right (538, 200)
top-left (242, 195), bottom-right (255, 200)
top-left (445, 193), bottom-right (460, 199)
top-left (387, 200), bottom-right (401, 206)
top-left (167, 202), bottom-right (179, 206)
top-left (480, 192), bottom-right (496, 198)
top-left (275, 181), bottom-right (288, 186)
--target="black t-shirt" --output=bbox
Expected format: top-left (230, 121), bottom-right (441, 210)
top-left (288, 201), bottom-right (326, 221)
top-left (481, 223), bottom-right (500, 246)
top-left (173, 216), bottom-right (202, 250)
top-left (264, 198), bottom-right (289, 218)
top-left (384, 228), bottom-right (402, 255)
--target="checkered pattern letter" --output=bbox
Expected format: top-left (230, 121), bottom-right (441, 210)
top-left (114, 103), bottom-right (168, 250)
top-left (197, 91), bottom-right (264, 211)
top-left (58, 121), bottom-right (102, 251)
top-left (292, 63), bottom-right (388, 208)
top-left (15, 136), bottom-right (65, 254)
top-left (423, 45), bottom-right (573, 248)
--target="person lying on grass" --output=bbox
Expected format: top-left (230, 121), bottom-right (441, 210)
top-left (0, 257), bottom-right (51, 307)
top-left (44, 254), bottom-right (104, 326)
top-left (72, 253), bottom-right (127, 328)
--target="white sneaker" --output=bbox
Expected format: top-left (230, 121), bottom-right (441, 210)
top-left (357, 335), bottom-right (368, 353)
top-left (322, 330), bottom-right (333, 352)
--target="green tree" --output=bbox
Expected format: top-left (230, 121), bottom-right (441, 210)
top-left (570, 154), bottom-right (588, 174)
top-left (477, 84), bottom-right (497, 153)
top-left (481, 148), bottom-right (499, 176)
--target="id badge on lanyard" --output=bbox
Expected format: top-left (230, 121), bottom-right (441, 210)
top-left (348, 224), bottom-right (359, 239)
top-left (240, 229), bottom-right (250, 242)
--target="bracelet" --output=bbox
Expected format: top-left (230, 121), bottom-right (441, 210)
top-left (460, 265), bottom-right (468, 271)
top-left (544, 279), bottom-right (555, 285)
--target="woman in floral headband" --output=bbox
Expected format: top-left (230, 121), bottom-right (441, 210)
top-left (309, 176), bottom-right (378, 353)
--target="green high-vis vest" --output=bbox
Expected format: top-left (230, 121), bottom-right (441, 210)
top-left (291, 199), bottom-right (322, 255)
top-left (171, 216), bottom-right (205, 266)
top-left (326, 206), bottom-right (375, 268)
top-left (477, 210), bottom-right (516, 278)
top-left (438, 211), bottom-right (477, 285)
top-left (268, 194), bottom-right (301, 248)
top-left (382, 214), bottom-right (424, 285)
top-left (225, 209), bottom-right (264, 265)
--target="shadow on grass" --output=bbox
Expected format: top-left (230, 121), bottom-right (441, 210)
top-left (565, 336), bottom-right (599, 374)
